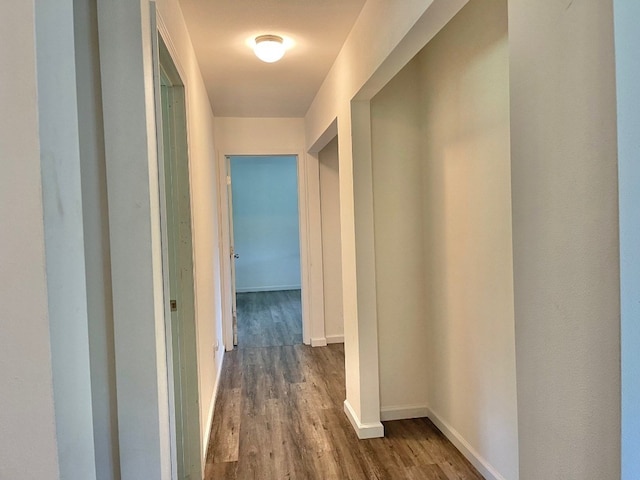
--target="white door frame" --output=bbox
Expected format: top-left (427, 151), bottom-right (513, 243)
top-left (225, 156), bottom-right (238, 346)
top-left (155, 33), bottom-right (203, 480)
top-left (217, 150), bottom-right (326, 349)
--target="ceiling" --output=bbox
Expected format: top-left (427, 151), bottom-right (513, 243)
top-left (179, 0), bottom-right (366, 118)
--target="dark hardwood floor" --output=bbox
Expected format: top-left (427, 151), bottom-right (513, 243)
top-left (236, 290), bottom-right (302, 348)
top-left (205, 343), bottom-right (484, 479)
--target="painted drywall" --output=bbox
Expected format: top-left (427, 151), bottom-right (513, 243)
top-left (35, 1), bottom-right (98, 478)
top-left (614, 0), bottom-right (640, 477)
top-left (370, 61), bottom-right (429, 415)
top-left (97, 0), bottom-right (227, 474)
top-left (419, 1), bottom-right (518, 477)
top-left (306, 0), bottom-right (444, 145)
top-left (0, 2), bottom-right (60, 478)
top-left (319, 136), bottom-right (344, 342)
top-left (73, 1), bottom-right (121, 478)
top-left (215, 117), bottom-right (307, 155)
top-left (96, 0), bottom-right (173, 476)
top-left (215, 116), bottom-right (326, 346)
top-left (349, 100), bottom-right (384, 432)
top-left (230, 156), bottom-right (301, 292)
top-left (95, 1), bottom-right (225, 471)
top-left (509, 1), bottom-right (620, 478)
top-left (369, 2), bottom-right (518, 476)
top-left (304, 0), bottom-right (469, 429)
top-left (156, 0), bottom-right (226, 465)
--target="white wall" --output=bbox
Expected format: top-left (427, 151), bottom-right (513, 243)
top-left (73, 1), bottom-right (222, 475)
top-left (370, 61), bottom-right (429, 417)
top-left (419, 1), bottom-right (518, 477)
top-left (307, 3), bottom-right (621, 475)
top-left (95, 0), bottom-right (225, 475)
top-left (319, 136), bottom-right (344, 342)
top-left (614, 1), bottom-right (640, 478)
top-left (215, 117), bottom-right (302, 346)
top-left (35, 1), bottom-right (98, 478)
top-left (304, 0), bottom-right (469, 432)
top-left (0, 2), bottom-right (60, 478)
top-left (509, 1), bottom-right (620, 479)
top-left (215, 116), bottom-right (326, 347)
top-left (97, 0), bottom-right (173, 476)
top-left (369, 2), bottom-right (519, 477)
top-left (230, 155), bottom-right (301, 292)
top-left (156, 0), bottom-right (225, 465)
top-left (215, 117), bottom-right (306, 155)
top-left (4, 1), bottom-right (625, 477)
top-left (73, 1), bottom-right (121, 478)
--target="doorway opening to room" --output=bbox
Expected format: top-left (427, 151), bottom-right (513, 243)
top-left (156, 37), bottom-right (202, 480)
top-left (226, 155), bottom-right (303, 348)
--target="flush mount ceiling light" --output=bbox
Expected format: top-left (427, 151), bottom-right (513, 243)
top-left (253, 35), bottom-right (286, 63)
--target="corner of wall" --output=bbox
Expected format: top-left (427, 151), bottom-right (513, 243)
top-left (343, 400), bottom-right (384, 440)
top-left (427, 408), bottom-right (509, 480)
top-left (202, 346), bottom-right (225, 469)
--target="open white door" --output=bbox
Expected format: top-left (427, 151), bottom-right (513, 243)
top-left (226, 157), bottom-right (239, 346)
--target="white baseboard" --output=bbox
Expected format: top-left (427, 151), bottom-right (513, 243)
top-left (427, 408), bottom-right (506, 480)
top-left (202, 347), bottom-right (225, 469)
top-left (310, 337), bottom-right (327, 347)
top-left (380, 404), bottom-right (429, 422)
top-left (311, 335), bottom-right (343, 347)
top-left (236, 285), bottom-right (301, 293)
top-left (343, 400), bottom-right (384, 439)
top-left (326, 334), bottom-right (344, 344)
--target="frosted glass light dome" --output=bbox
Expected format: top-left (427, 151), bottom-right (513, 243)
top-left (254, 35), bottom-right (286, 63)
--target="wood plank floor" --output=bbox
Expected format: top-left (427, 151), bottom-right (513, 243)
top-left (236, 290), bottom-right (302, 348)
top-left (205, 343), bottom-right (484, 480)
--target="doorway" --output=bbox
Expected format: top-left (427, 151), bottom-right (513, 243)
top-left (157, 37), bottom-right (202, 480)
top-left (227, 155), bottom-right (303, 348)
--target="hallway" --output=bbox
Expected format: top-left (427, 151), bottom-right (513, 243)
top-left (2, 1), bottom-right (630, 479)
top-left (205, 343), bottom-right (484, 479)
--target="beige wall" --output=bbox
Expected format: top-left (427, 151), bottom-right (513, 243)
top-left (308, 0), bottom-right (621, 475)
top-left (509, 0), bottom-right (620, 478)
top-left (370, 60), bottom-right (429, 416)
top-left (156, 0), bottom-right (225, 465)
top-left (370, 1), bottom-right (518, 477)
top-left (305, 0), bottom-right (469, 433)
top-left (418, 0), bottom-right (518, 477)
top-left (319, 136), bottom-right (344, 342)
top-left (215, 117), bottom-right (306, 155)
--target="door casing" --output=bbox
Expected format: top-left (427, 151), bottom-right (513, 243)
top-left (217, 148), bottom-right (326, 350)
top-left (155, 33), bottom-right (202, 480)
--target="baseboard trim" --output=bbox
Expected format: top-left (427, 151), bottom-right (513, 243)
top-left (202, 347), bottom-right (225, 469)
top-left (236, 285), bottom-right (301, 293)
top-left (326, 334), bottom-right (344, 344)
top-left (310, 337), bottom-right (327, 347)
top-left (343, 400), bottom-right (384, 439)
top-left (427, 408), bottom-right (506, 480)
top-left (380, 404), bottom-right (429, 422)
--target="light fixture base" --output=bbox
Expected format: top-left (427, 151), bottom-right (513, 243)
top-left (254, 34), bottom-right (286, 63)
